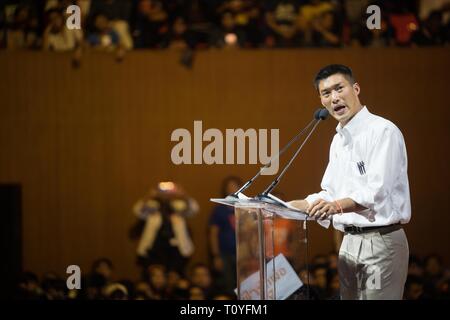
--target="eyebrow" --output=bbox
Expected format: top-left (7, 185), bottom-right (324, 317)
top-left (320, 83), bottom-right (343, 94)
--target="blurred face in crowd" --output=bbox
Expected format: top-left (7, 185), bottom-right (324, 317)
top-left (135, 281), bottom-right (152, 298)
top-left (19, 278), bottom-right (39, 293)
top-left (314, 267), bottom-right (327, 289)
top-left (48, 11), bottom-right (64, 33)
top-left (329, 273), bottom-right (340, 293)
top-left (328, 253), bottom-right (338, 270)
top-left (229, 0), bottom-right (244, 12)
top-left (318, 73), bottom-right (362, 127)
top-left (16, 7), bottom-right (30, 25)
top-left (167, 270), bottom-right (181, 288)
top-left (95, 14), bottom-right (110, 33)
top-left (189, 286), bottom-right (205, 300)
top-left (149, 266), bottom-right (167, 290)
top-left (173, 17), bottom-right (187, 35)
top-left (139, 0), bottom-right (164, 17)
top-left (425, 256), bottom-right (442, 276)
top-left (408, 262), bottom-right (424, 277)
top-left (222, 12), bottom-right (235, 30)
top-left (438, 280), bottom-right (449, 296)
top-left (95, 261), bottom-right (113, 280)
top-left (191, 266), bottom-right (212, 289)
top-left (321, 11), bottom-right (334, 30)
top-left (405, 282), bottom-right (424, 300)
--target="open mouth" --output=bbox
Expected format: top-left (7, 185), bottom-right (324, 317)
top-left (333, 104), bottom-right (346, 114)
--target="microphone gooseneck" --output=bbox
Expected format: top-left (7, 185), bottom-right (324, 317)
top-left (231, 108), bottom-right (325, 197)
top-left (259, 108), bottom-right (329, 197)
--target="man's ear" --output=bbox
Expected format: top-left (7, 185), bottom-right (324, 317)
top-left (353, 82), bottom-right (360, 96)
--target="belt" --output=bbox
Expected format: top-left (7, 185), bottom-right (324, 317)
top-left (344, 223), bottom-right (402, 235)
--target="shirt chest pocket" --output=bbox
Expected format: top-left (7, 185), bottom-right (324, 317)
top-left (348, 160), bottom-right (368, 186)
top-left (349, 142), bottom-right (368, 177)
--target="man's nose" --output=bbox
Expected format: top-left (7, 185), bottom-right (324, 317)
top-left (331, 91), bottom-right (340, 103)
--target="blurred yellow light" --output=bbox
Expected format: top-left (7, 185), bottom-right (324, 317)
top-left (408, 22), bottom-right (418, 31)
top-left (158, 181), bottom-right (175, 191)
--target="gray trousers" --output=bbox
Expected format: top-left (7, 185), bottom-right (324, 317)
top-left (338, 227), bottom-right (409, 300)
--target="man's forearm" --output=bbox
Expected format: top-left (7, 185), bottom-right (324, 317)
top-left (337, 198), bottom-right (367, 213)
top-left (290, 197), bottom-right (366, 215)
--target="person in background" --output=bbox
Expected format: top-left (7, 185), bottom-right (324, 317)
top-left (15, 272), bottom-right (45, 300)
top-left (189, 263), bottom-right (216, 299)
top-left (130, 182), bottom-right (198, 276)
top-left (264, 0), bottom-right (302, 47)
top-left (42, 8), bottom-right (83, 52)
top-left (133, 0), bottom-right (169, 48)
top-left (208, 176), bottom-right (242, 295)
top-left (411, 10), bottom-right (447, 46)
top-left (41, 272), bottom-right (66, 300)
top-left (87, 12), bottom-right (120, 50)
top-left (5, 4), bottom-right (40, 49)
top-left (166, 16), bottom-right (195, 49)
top-left (311, 9), bottom-right (341, 47)
top-left (145, 264), bottom-right (168, 299)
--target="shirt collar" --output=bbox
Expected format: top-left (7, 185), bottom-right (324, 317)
top-left (336, 106), bottom-right (370, 144)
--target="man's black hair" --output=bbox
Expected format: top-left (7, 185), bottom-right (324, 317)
top-left (314, 64), bottom-right (356, 90)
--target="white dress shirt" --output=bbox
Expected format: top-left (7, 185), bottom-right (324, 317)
top-left (305, 106), bottom-right (411, 231)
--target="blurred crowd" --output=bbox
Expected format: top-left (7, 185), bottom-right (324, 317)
top-left (1, 0), bottom-right (450, 52)
top-left (13, 177), bottom-right (450, 300)
top-left (15, 252), bottom-right (450, 300)
top-left (16, 258), bottom-right (236, 300)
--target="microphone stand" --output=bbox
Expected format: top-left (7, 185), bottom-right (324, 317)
top-left (255, 111), bottom-right (328, 207)
top-left (226, 117), bottom-right (317, 200)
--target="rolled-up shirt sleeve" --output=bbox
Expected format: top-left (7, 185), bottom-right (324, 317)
top-left (305, 188), bottom-right (333, 206)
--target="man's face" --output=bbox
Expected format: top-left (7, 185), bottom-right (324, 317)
top-left (318, 73), bottom-right (362, 126)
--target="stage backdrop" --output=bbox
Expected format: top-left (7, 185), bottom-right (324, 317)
top-left (1, 48), bottom-right (449, 280)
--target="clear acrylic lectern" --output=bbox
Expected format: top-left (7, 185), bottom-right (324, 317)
top-left (211, 194), bottom-right (311, 300)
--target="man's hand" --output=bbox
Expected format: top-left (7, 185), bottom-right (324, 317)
top-left (307, 199), bottom-right (340, 220)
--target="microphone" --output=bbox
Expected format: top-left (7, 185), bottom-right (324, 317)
top-left (255, 108), bottom-right (329, 206)
top-left (314, 108), bottom-right (329, 120)
top-left (227, 108), bottom-right (327, 200)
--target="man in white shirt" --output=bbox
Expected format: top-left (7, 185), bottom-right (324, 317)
top-left (290, 64), bottom-right (411, 300)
